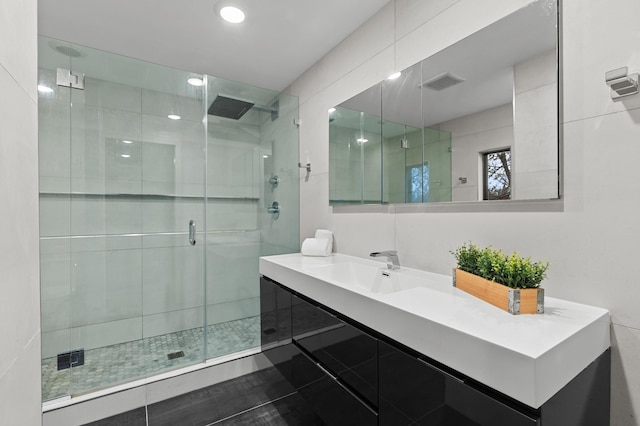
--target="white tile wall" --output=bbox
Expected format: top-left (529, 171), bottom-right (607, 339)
top-left (207, 298), bottom-right (259, 325)
top-left (207, 242), bottom-right (259, 302)
top-left (290, 0), bottom-right (640, 423)
top-left (611, 325), bottom-right (640, 426)
top-left (0, 0), bottom-right (40, 421)
top-left (71, 248), bottom-right (143, 325)
top-left (142, 245), bottom-right (205, 316)
top-left (143, 307), bottom-right (204, 339)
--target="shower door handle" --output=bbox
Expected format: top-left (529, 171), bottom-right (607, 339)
top-left (188, 220), bottom-right (196, 246)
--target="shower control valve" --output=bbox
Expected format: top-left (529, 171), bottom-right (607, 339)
top-left (267, 201), bottom-right (280, 219)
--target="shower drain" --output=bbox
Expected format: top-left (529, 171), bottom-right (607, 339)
top-left (167, 351), bottom-right (185, 360)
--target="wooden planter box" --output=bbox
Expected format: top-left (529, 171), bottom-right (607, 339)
top-left (453, 268), bottom-right (544, 315)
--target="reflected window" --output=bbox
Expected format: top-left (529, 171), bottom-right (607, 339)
top-left (483, 149), bottom-right (511, 200)
top-left (406, 163), bottom-right (429, 203)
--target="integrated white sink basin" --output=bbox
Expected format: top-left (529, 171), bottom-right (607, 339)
top-left (309, 262), bottom-right (426, 294)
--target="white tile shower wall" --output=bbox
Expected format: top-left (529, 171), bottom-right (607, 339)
top-left (291, 0), bottom-right (640, 423)
top-left (142, 244), bottom-right (205, 316)
top-left (0, 0), bottom-right (40, 423)
top-left (207, 298), bottom-right (259, 326)
top-left (207, 241), bottom-right (260, 305)
top-left (71, 248), bottom-right (143, 326)
top-left (84, 77), bottom-right (143, 114)
top-left (257, 95), bottom-right (301, 254)
top-left (207, 117), bottom-right (261, 199)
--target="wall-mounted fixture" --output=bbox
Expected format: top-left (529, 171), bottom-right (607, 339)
top-left (459, 177), bottom-right (468, 184)
top-left (57, 68), bottom-right (84, 90)
top-left (188, 220), bottom-right (196, 245)
top-left (267, 201), bottom-right (280, 219)
top-left (605, 66), bottom-right (638, 100)
top-left (269, 175), bottom-right (279, 188)
top-left (298, 162), bottom-right (311, 173)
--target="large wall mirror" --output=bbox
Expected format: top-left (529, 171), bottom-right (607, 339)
top-left (329, 0), bottom-right (559, 206)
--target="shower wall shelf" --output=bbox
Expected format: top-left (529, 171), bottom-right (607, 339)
top-left (39, 192), bottom-right (260, 201)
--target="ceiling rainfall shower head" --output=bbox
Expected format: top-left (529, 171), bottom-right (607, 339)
top-left (208, 95), bottom-right (255, 120)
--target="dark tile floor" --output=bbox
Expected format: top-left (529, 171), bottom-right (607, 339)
top-left (83, 367), bottom-right (324, 426)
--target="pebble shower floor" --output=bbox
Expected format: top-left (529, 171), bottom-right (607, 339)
top-left (41, 316), bottom-right (260, 402)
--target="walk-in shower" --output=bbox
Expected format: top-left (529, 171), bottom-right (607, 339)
top-left (38, 36), bottom-right (299, 402)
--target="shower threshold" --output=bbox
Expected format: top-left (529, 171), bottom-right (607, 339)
top-left (42, 316), bottom-right (260, 405)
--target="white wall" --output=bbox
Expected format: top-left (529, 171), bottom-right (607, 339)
top-left (290, 0), bottom-right (640, 424)
top-left (0, 0), bottom-right (42, 424)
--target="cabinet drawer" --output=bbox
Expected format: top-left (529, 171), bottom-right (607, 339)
top-left (292, 295), bottom-right (378, 407)
top-left (444, 378), bottom-right (539, 426)
top-left (292, 346), bottom-right (377, 426)
top-left (379, 340), bottom-right (538, 426)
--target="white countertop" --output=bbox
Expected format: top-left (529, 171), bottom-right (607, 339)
top-left (259, 253), bottom-right (610, 409)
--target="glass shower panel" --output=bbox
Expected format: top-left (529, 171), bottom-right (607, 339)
top-left (204, 78), bottom-right (299, 358)
top-left (38, 35), bottom-right (298, 402)
top-left (38, 37), bottom-right (73, 402)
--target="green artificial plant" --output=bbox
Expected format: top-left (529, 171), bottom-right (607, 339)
top-left (452, 242), bottom-right (549, 289)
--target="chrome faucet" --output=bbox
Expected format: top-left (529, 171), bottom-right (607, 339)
top-left (370, 250), bottom-right (401, 270)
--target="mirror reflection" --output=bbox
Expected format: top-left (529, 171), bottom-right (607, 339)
top-left (329, 0), bottom-right (558, 206)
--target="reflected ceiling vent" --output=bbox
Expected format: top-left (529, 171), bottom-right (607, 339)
top-left (421, 72), bottom-right (465, 91)
top-left (208, 95), bottom-right (255, 120)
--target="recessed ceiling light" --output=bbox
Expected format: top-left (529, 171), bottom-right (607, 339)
top-left (38, 85), bottom-right (54, 93)
top-left (187, 77), bottom-right (204, 87)
top-left (357, 138), bottom-right (369, 143)
top-left (122, 140), bottom-right (133, 144)
top-left (168, 114), bottom-right (181, 120)
top-left (220, 6), bottom-right (245, 23)
top-left (121, 154), bottom-right (131, 158)
top-left (387, 72), bottom-right (402, 80)
top-left (328, 108), bottom-right (336, 113)
top-left (263, 155), bottom-right (269, 158)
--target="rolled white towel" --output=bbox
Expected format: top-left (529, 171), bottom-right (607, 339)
top-left (314, 229), bottom-right (333, 241)
top-left (301, 237), bottom-right (332, 257)
top-left (314, 229), bottom-right (333, 252)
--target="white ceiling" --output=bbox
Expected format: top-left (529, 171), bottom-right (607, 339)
top-left (38, 0), bottom-right (390, 92)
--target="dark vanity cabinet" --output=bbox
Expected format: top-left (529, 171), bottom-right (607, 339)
top-left (260, 276), bottom-right (610, 426)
